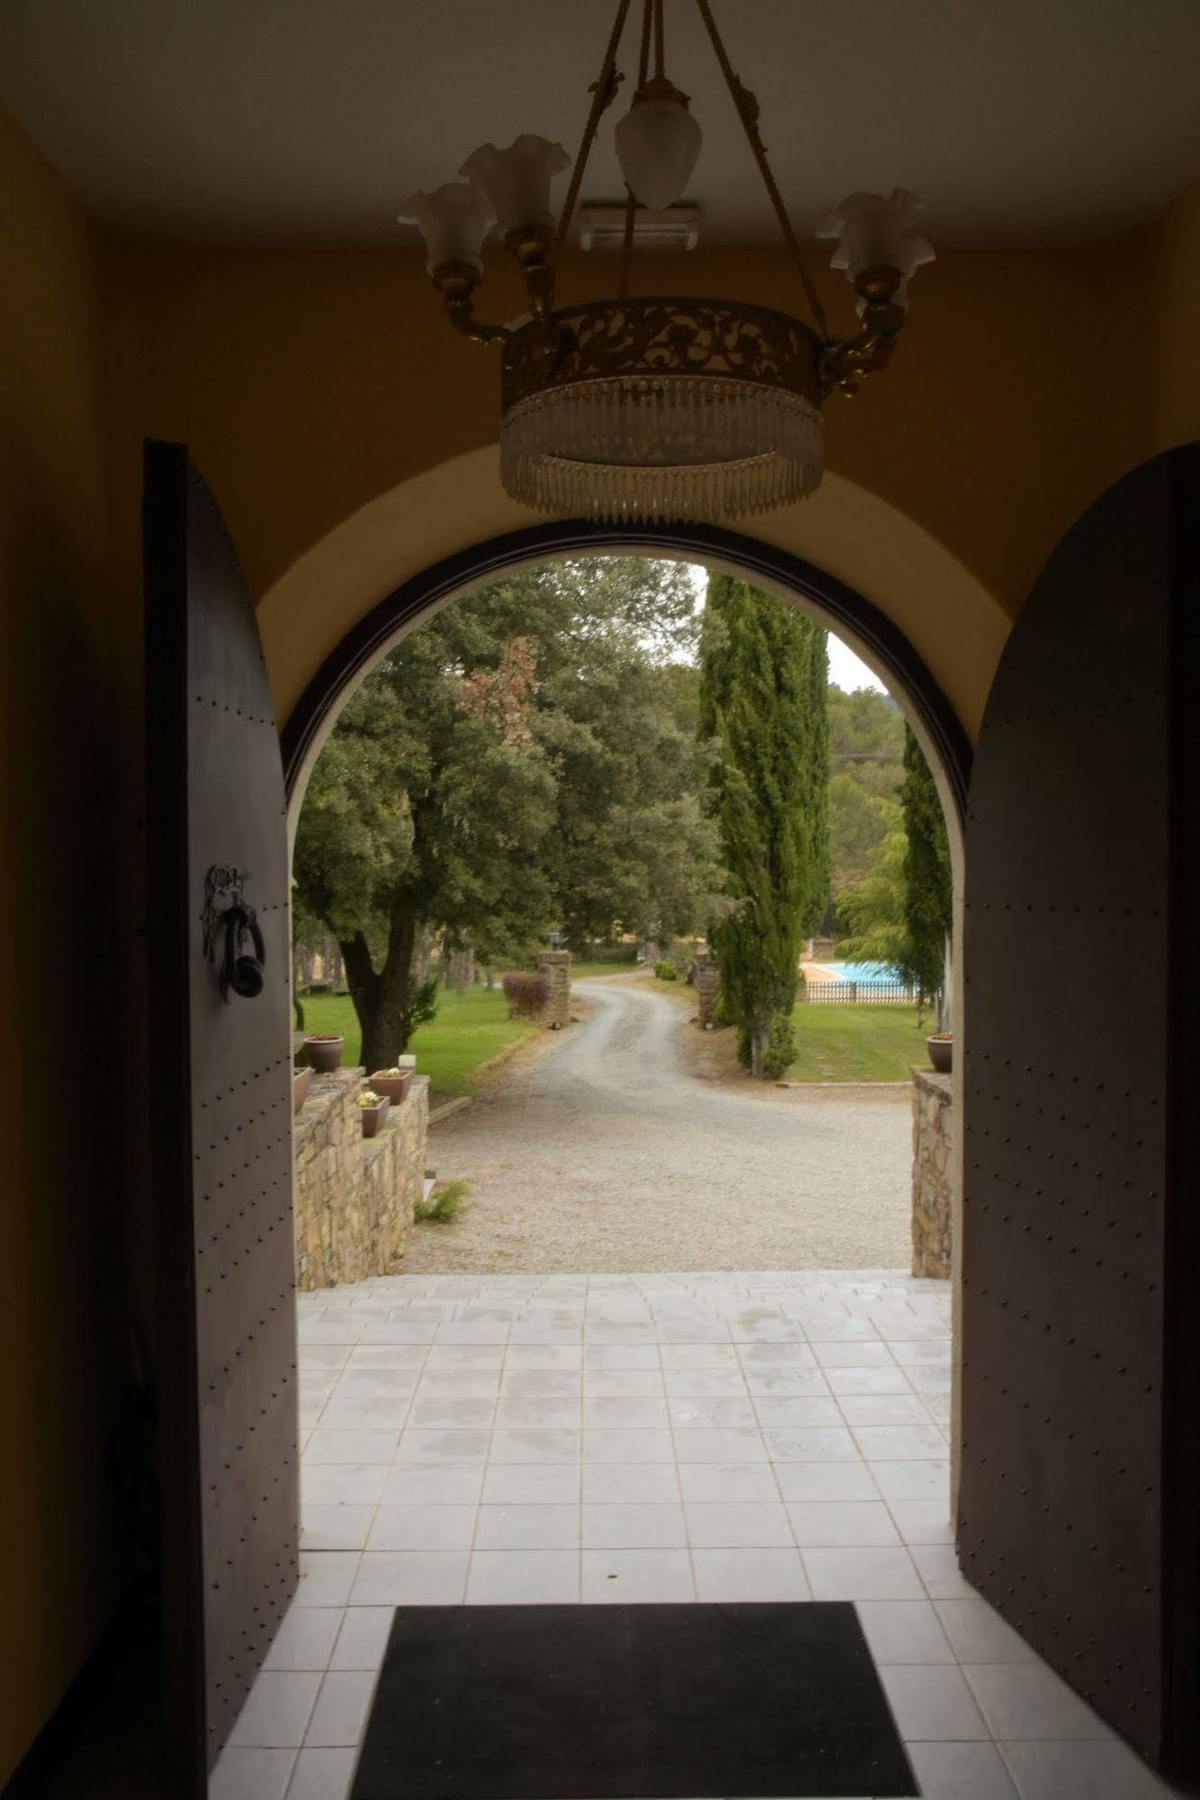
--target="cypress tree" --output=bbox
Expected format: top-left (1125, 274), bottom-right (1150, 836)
top-left (699, 574), bottom-right (830, 1078)
top-left (900, 723), bottom-right (952, 1010)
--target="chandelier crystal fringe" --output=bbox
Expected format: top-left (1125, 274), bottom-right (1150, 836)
top-left (398, 0), bottom-right (934, 524)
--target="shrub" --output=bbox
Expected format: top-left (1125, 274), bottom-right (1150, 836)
top-left (415, 1178), bottom-right (471, 1225)
top-left (654, 959), bottom-right (678, 981)
top-left (763, 1011), bottom-right (797, 1080)
top-left (736, 1023), bottom-right (753, 1068)
top-left (502, 968), bottom-right (549, 1020)
top-left (714, 987), bottom-right (735, 1029)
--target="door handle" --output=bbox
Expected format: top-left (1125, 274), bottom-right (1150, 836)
top-left (222, 904), bottom-right (266, 1000)
top-left (202, 865), bottom-right (267, 1003)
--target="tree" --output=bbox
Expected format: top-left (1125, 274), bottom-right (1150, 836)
top-left (900, 722), bottom-right (952, 1012)
top-left (827, 684), bottom-right (905, 897)
top-left (834, 725), bottom-right (952, 1023)
top-left (294, 627), bottom-right (558, 1072)
top-left (834, 825), bottom-right (912, 971)
top-left (699, 573), bottom-right (830, 1078)
top-left (293, 557), bottom-right (721, 1068)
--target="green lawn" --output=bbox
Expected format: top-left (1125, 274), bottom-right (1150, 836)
top-left (785, 1001), bottom-right (930, 1081)
top-left (299, 987), bottom-right (538, 1096)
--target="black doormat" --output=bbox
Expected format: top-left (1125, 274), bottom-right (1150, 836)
top-left (350, 1602), bottom-right (917, 1799)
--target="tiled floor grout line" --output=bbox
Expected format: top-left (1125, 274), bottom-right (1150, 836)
top-left (652, 1279), bottom-right (695, 1599)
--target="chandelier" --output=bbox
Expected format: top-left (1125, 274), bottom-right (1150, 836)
top-left (399, 0), bottom-right (933, 524)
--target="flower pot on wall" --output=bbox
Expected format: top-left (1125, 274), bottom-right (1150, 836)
top-left (927, 1034), bottom-right (953, 1074)
top-left (292, 1067), bottom-right (313, 1114)
top-left (360, 1096), bottom-right (390, 1139)
top-left (304, 1033), bottom-right (344, 1073)
top-left (368, 1069), bottom-right (414, 1105)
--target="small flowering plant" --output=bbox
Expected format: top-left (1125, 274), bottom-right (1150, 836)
top-left (358, 1090), bottom-right (384, 1109)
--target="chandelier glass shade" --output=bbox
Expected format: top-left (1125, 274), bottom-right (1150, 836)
top-left (398, 0), bottom-right (933, 524)
top-left (500, 298), bottom-right (824, 521)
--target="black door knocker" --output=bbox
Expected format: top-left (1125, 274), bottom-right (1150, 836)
top-left (202, 865), bottom-right (267, 1002)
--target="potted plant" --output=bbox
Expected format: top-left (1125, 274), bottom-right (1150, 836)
top-left (926, 1031), bottom-right (953, 1073)
top-left (358, 1089), bottom-right (390, 1138)
top-left (368, 1065), bottom-right (414, 1104)
top-left (292, 1065), bottom-right (314, 1113)
top-left (304, 1032), bottom-right (344, 1073)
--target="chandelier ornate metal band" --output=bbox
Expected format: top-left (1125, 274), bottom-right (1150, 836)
top-left (400, 0), bottom-right (933, 524)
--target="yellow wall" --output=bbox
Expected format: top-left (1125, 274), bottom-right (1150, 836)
top-left (1152, 179), bottom-right (1200, 448)
top-left (0, 110), bottom-right (128, 1785)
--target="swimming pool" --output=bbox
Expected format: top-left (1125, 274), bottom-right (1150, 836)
top-left (818, 961), bottom-right (905, 986)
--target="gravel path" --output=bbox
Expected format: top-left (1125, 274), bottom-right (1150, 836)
top-left (410, 978), bottom-right (911, 1274)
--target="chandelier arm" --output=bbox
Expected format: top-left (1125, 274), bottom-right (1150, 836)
top-left (638, 0), bottom-right (654, 90)
top-left (618, 186), bottom-right (638, 297)
top-left (821, 268), bottom-right (907, 396)
top-left (553, 0), bottom-right (634, 261)
top-left (431, 266), bottom-right (509, 347)
top-left (690, 0), bottom-right (831, 341)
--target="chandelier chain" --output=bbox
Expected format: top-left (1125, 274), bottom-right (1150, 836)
top-left (653, 0), bottom-right (665, 80)
top-left (691, 0), bottom-right (830, 340)
top-left (553, 0), bottom-right (634, 261)
top-left (619, 0), bottom-right (657, 298)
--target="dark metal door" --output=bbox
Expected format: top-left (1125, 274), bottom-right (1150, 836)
top-left (961, 444), bottom-right (1199, 1777)
top-left (144, 442), bottom-right (299, 1793)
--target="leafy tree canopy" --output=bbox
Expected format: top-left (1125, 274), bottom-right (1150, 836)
top-left (835, 724), bottom-right (952, 1015)
top-left (700, 574), bottom-right (829, 1076)
top-left (293, 557), bottom-right (721, 1068)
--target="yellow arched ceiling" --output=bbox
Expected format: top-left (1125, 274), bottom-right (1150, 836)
top-left (258, 446), bottom-right (1009, 742)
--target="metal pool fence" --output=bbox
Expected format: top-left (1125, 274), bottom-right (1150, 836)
top-left (801, 978), bottom-right (917, 1005)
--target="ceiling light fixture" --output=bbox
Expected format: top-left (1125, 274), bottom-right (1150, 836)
top-left (399, 0), bottom-right (933, 523)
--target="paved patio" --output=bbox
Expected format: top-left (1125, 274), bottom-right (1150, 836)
top-left (211, 1271), bottom-right (1179, 1800)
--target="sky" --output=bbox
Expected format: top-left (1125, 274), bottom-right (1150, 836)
top-left (827, 634), bottom-right (885, 692)
top-left (683, 563), bottom-right (884, 692)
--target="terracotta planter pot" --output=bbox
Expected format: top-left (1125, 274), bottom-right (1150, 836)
top-left (292, 1067), bottom-right (314, 1114)
top-left (304, 1034), bottom-right (344, 1073)
top-left (360, 1097), bottom-right (390, 1139)
top-left (368, 1069), bottom-right (414, 1105)
top-left (927, 1035), bottom-right (953, 1074)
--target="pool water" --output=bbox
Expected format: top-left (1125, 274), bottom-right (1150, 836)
top-left (819, 961), bottom-right (904, 986)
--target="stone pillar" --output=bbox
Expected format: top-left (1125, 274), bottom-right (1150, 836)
top-left (448, 946), bottom-right (474, 993)
top-left (537, 949), bottom-right (571, 1028)
top-left (911, 1069), bottom-right (953, 1278)
top-left (642, 937), bottom-right (660, 967)
top-left (694, 951), bottom-right (720, 1028)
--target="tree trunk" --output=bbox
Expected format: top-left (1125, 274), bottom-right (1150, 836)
top-left (292, 951), bottom-right (306, 1032)
top-left (340, 929), bottom-right (380, 1068)
top-left (750, 1025), bottom-right (768, 1080)
top-left (342, 904), bottom-right (420, 1075)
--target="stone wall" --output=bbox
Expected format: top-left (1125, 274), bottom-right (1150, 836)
top-left (912, 1069), bottom-right (952, 1278)
top-left (538, 949), bottom-right (571, 1028)
top-left (294, 1068), bottom-right (429, 1290)
top-left (694, 951), bottom-right (720, 1027)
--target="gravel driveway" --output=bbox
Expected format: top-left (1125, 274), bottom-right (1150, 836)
top-left (410, 978), bottom-right (911, 1274)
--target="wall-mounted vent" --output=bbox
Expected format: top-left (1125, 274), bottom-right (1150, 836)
top-left (578, 203), bottom-right (701, 251)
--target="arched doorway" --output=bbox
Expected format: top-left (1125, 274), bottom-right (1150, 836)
top-left (145, 443), bottom-right (1200, 1793)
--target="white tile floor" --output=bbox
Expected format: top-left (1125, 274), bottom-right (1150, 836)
top-left (211, 1271), bottom-right (1184, 1800)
